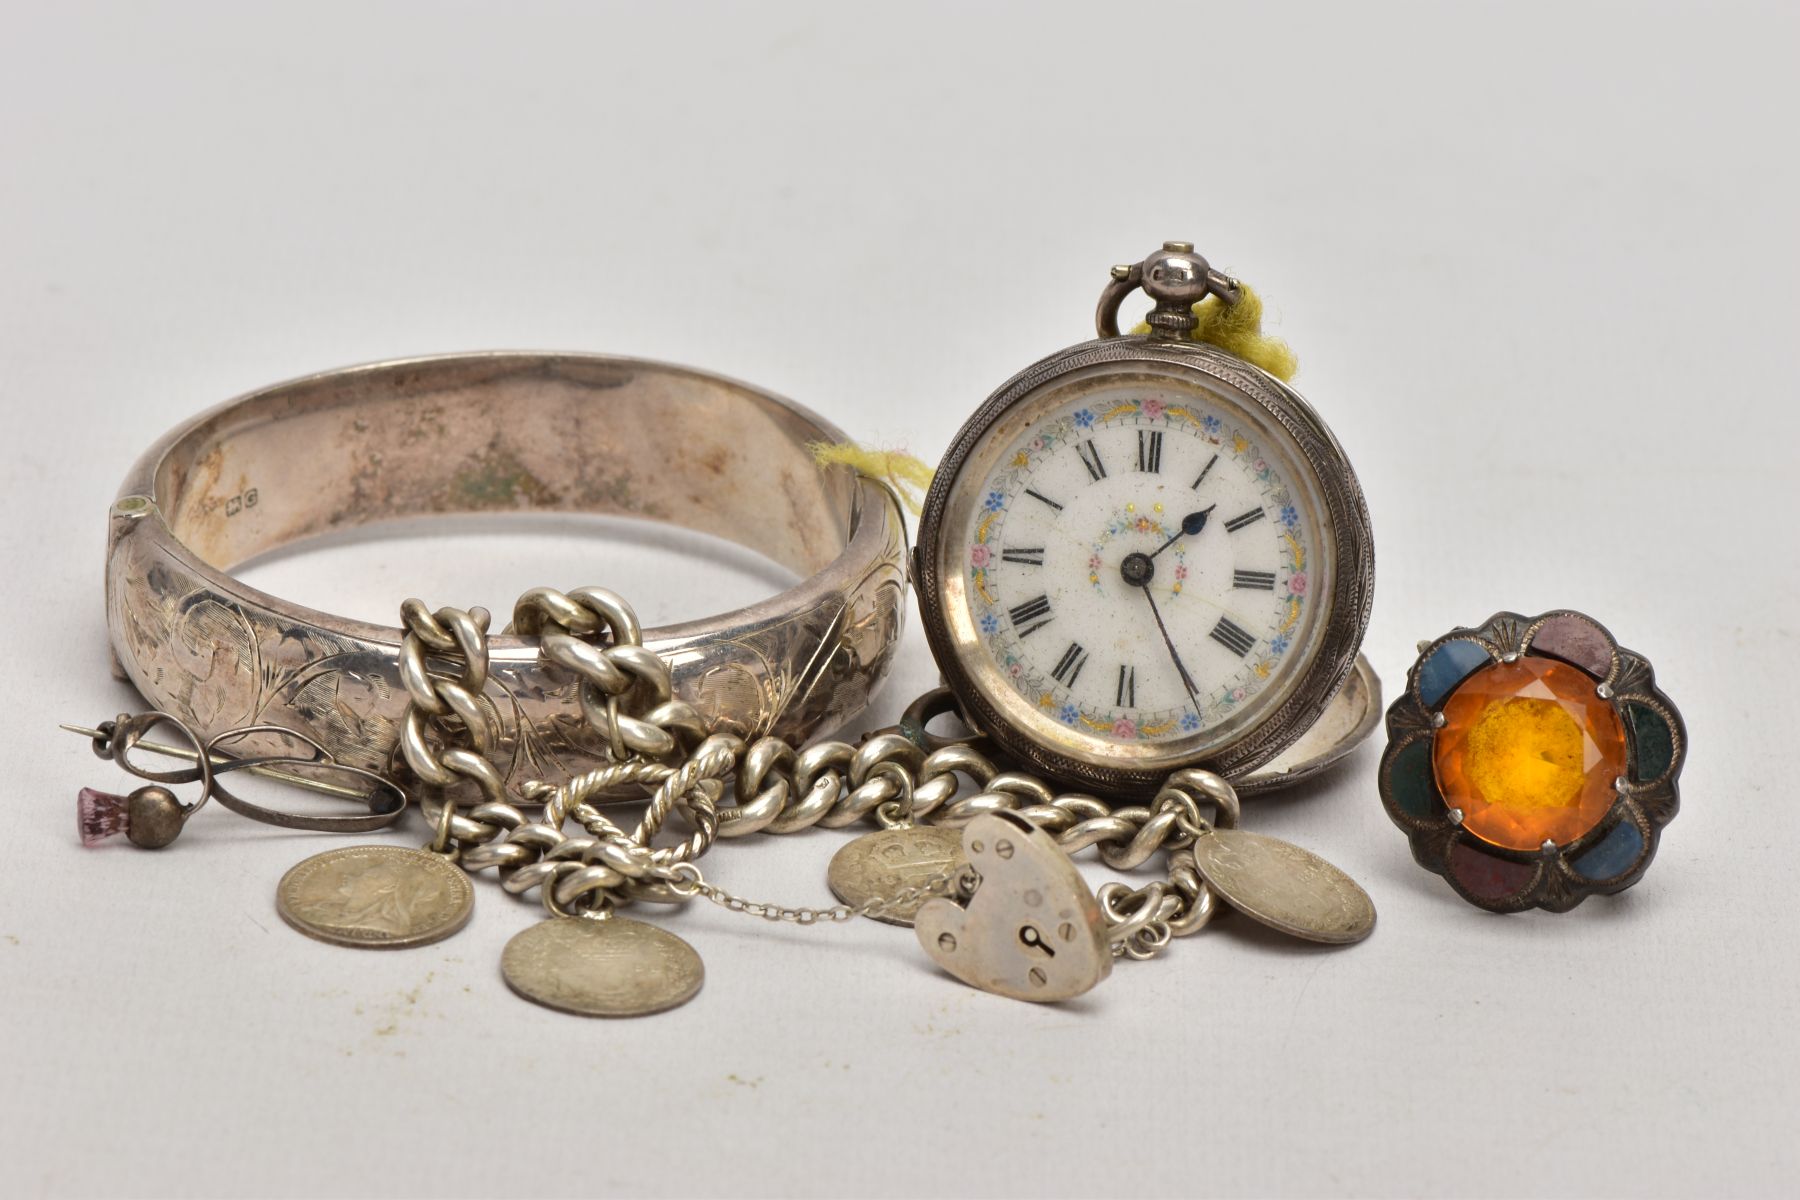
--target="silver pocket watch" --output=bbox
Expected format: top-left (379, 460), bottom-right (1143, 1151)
top-left (914, 242), bottom-right (1377, 798)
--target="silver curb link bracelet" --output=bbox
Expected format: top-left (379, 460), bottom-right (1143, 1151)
top-left (384, 583), bottom-right (1362, 1011)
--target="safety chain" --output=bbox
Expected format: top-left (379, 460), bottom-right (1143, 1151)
top-left (397, 586), bottom-right (1237, 958)
top-left (659, 860), bottom-right (979, 927)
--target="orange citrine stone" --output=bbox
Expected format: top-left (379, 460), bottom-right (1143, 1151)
top-left (1432, 657), bottom-right (1627, 852)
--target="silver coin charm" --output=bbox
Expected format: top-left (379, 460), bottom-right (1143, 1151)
top-left (1189, 828), bottom-right (1376, 945)
top-left (276, 844), bottom-right (474, 949)
top-left (827, 826), bottom-right (967, 926)
top-left (501, 917), bottom-right (704, 1017)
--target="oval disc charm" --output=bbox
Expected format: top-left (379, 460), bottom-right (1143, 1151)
top-left (501, 917), bottom-right (703, 1017)
top-left (1190, 829), bottom-right (1376, 944)
top-left (827, 826), bottom-right (967, 926)
top-left (276, 844), bottom-right (474, 949)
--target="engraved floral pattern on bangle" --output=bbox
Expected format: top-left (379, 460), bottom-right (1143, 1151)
top-left (109, 495), bottom-right (909, 797)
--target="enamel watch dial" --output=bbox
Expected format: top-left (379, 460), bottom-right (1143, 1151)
top-left (918, 317), bottom-right (1373, 798)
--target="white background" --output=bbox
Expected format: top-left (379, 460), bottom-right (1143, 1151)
top-left (3, 3), bottom-right (1795, 1197)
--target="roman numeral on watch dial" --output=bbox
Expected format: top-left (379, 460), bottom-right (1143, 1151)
top-left (1008, 594), bottom-right (1053, 637)
top-left (1077, 439), bottom-right (1107, 481)
top-left (970, 395), bottom-right (1315, 740)
top-left (1051, 641), bottom-right (1088, 687)
top-left (1209, 615), bottom-right (1257, 657)
top-left (1137, 430), bottom-right (1162, 473)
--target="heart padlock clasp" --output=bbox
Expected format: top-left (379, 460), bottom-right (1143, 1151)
top-left (913, 811), bottom-right (1111, 1002)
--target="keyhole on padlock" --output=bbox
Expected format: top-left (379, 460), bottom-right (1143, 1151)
top-left (1019, 925), bottom-right (1056, 958)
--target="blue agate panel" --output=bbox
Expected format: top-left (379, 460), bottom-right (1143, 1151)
top-left (1418, 639), bottom-right (1492, 708)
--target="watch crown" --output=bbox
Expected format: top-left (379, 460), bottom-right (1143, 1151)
top-left (1096, 241), bottom-right (1241, 340)
top-left (1139, 242), bottom-right (1241, 340)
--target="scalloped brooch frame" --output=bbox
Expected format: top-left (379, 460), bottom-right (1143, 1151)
top-left (1378, 611), bottom-right (1685, 913)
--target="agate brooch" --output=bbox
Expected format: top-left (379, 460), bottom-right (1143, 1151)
top-left (1378, 611), bottom-right (1685, 913)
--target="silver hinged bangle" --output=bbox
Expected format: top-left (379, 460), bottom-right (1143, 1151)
top-left (105, 352), bottom-right (909, 797)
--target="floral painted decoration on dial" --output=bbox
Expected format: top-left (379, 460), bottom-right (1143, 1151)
top-left (965, 388), bottom-right (1313, 746)
top-left (1378, 610), bottom-right (1685, 913)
